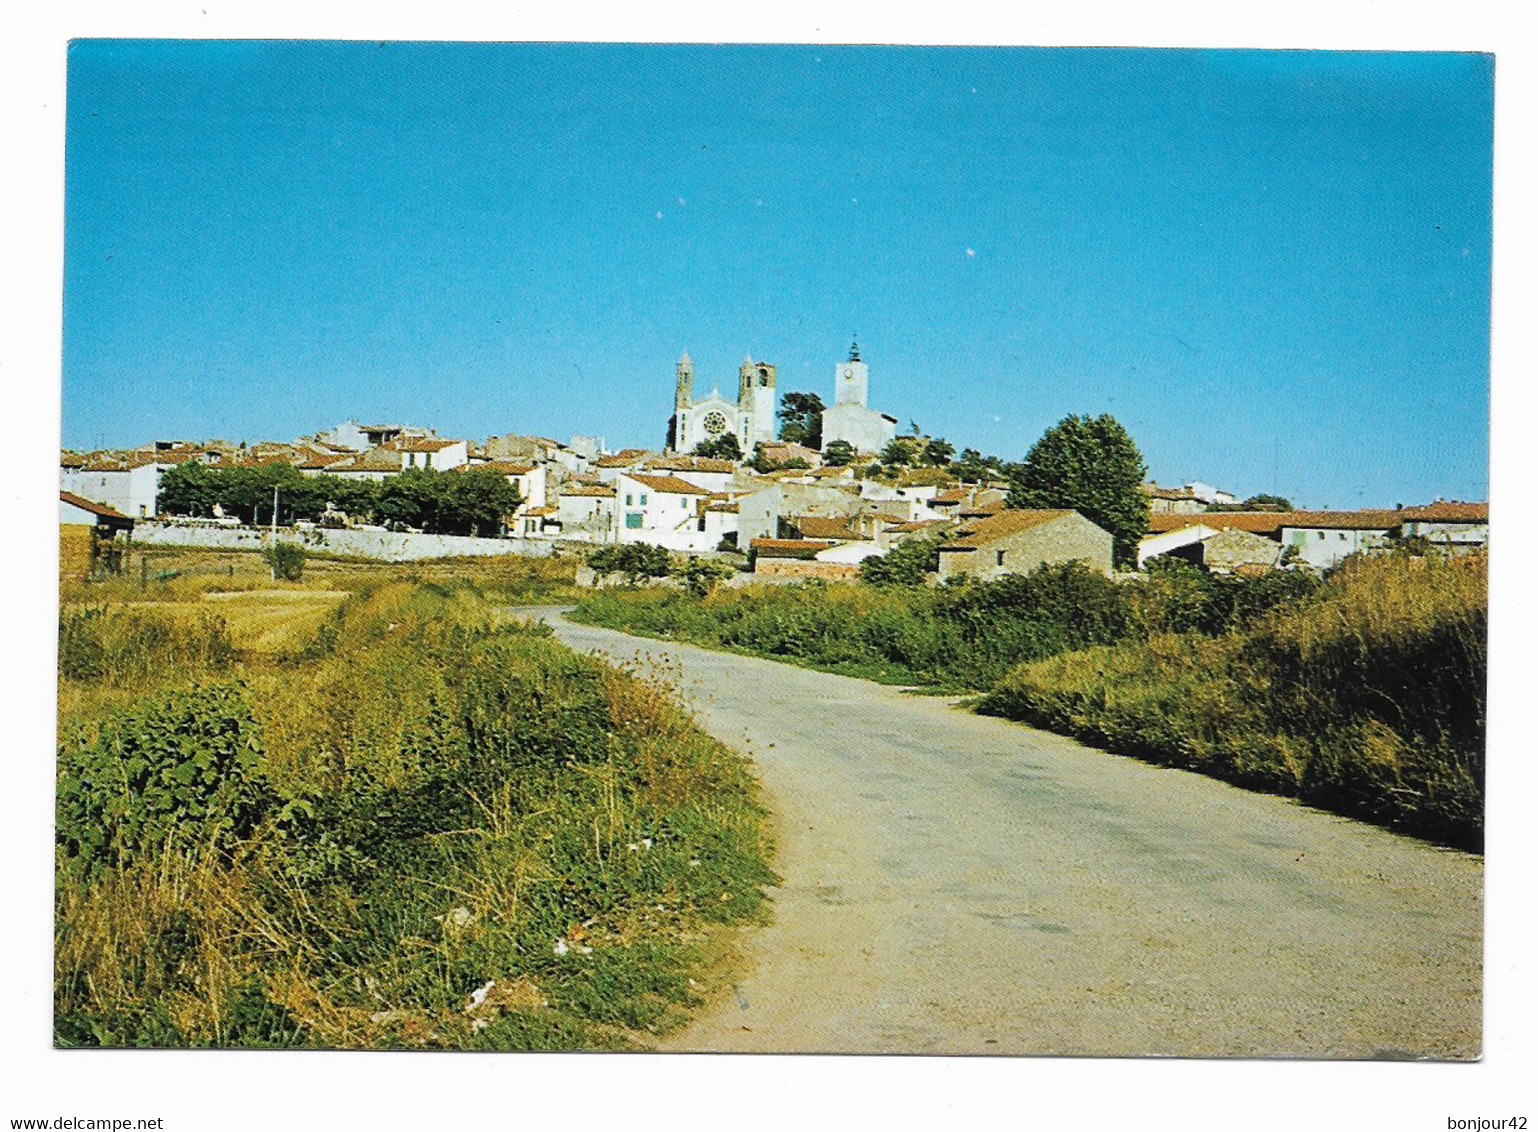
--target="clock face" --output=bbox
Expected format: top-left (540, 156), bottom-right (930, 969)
top-left (843, 368), bottom-right (854, 378)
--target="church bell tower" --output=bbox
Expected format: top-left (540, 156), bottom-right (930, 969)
top-left (834, 337), bottom-right (869, 407)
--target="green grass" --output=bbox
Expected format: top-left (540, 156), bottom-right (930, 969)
top-left (56, 565), bottom-right (774, 1050)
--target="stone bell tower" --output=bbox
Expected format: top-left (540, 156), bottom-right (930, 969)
top-left (737, 354), bottom-right (777, 448)
top-left (675, 350), bottom-right (694, 412)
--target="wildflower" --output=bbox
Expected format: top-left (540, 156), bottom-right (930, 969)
top-left (553, 937), bottom-right (570, 956)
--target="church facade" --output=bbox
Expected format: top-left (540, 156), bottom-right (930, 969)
top-left (821, 340), bottom-right (898, 454)
top-left (671, 352), bottom-right (778, 454)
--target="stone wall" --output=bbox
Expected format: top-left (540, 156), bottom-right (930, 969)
top-left (131, 521), bottom-right (556, 562)
top-left (754, 558), bottom-right (862, 582)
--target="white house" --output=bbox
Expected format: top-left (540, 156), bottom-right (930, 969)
top-left (386, 436), bottom-right (468, 471)
top-left (320, 447), bottom-right (405, 483)
top-left (1397, 501), bottom-right (1489, 548)
top-left (555, 483), bottom-right (616, 542)
top-left (613, 471), bottom-right (716, 553)
top-left (61, 457), bottom-right (165, 519)
top-left (469, 461), bottom-right (547, 512)
top-left (640, 455), bottom-right (738, 493)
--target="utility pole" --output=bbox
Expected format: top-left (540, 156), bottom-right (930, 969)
top-left (270, 486), bottom-right (280, 579)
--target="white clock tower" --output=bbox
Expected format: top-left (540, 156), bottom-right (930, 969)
top-left (834, 338), bottom-right (870, 407)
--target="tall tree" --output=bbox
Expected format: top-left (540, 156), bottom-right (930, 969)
top-left (778, 391), bottom-right (825, 447)
top-left (1006, 413), bottom-right (1149, 567)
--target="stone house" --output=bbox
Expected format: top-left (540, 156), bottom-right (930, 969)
top-left (936, 509), bottom-right (1113, 581)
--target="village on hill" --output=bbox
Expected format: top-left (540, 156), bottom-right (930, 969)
top-left (59, 340), bottom-right (1489, 582)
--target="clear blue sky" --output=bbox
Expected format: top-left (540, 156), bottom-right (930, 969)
top-left (63, 42), bottom-right (1491, 508)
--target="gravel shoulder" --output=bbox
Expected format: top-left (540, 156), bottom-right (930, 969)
top-left (527, 608), bottom-right (1482, 1059)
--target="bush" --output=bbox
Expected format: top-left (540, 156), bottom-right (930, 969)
top-left (264, 541), bottom-right (306, 581)
top-left (57, 682), bottom-right (276, 881)
top-left (587, 542), bottom-right (672, 583)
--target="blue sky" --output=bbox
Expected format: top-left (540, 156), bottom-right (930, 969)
top-left (62, 42), bottom-right (1491, 507)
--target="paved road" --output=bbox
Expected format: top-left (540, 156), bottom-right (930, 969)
top-left (527, 609), bottom-right (1482, 1059)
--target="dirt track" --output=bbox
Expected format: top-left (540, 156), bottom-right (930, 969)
top-left (532, 609), bottom-right (1482, 1059)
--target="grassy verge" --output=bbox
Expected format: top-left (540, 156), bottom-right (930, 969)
top-left (56, 557), bottom-right (774, 1049)
top-left (570, 554), bottom-right (1485, 849)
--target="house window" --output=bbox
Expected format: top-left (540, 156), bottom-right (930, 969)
top-left (681, 497), bottom-right (688, 509)
top-left (625, 512), bottom-right (644, 529)
top-left (424, 453), bottom-right (433, 469)
top-left (625, 494), bottom-right (632, 506)
top-left (996, 550), bottom-right (1006, 566)
top-left (1317, 531), bottom-right (1325, 540)
top-left (639, 494), bottom-right (648, 505)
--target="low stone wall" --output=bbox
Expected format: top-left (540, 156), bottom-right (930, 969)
top-left (753, 558), bottom-right (862, 581)
top-left (132, 521), bottom-right (556, 562)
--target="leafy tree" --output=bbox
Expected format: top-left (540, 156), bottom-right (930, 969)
top-left (442, 468), bottom-right (523, 536)
top-left (1005, 413), bottom-right (1149, 567)
top-left (860, 536), bottom-right (943, 586)
top-left (879, 437), bottom-right (918, 467)
top-left (692, 433), bottom-right (743, 461)
top-left (377, 468), bottom-right (520, 536)
top-left (778, 391), bottom-right (825, 447)
top-left (922, 437), bottom-right (956, 466)
top-left (821, 439), bottom-right (856, 467)
top-left (956, 447), bottom-right (989, 483)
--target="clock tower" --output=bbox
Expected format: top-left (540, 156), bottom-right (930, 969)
top-left (834, 337), bottom-right (869, 408)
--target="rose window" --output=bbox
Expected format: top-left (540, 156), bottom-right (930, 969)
top-left (702, 411), bottom-right (729, 437)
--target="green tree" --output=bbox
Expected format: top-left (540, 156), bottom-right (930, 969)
top-left (1005, 413), bottom-right (1149, 567)
top-left (879, 437), bottom-right (918, 467)
top-left (860, 535), bottom-right (943, 586)
top-left (777, 391), bottom-right (825, 447)
top-left (821, 439), bottom-right (856, 467)
top-left (922, 437), bottom-right (956, 466)
top-left (955, 447), bottom-right (989, 483)
top-left (692, 433), bottom-right (743, 461)
top-left (442, 468), bottom-right (522, 536)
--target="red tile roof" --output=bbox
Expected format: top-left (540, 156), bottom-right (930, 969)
top-left (386, 436), bottom-right (459, 453)
top-left (789, 515), bottom-right (857, 540)
top-left (624, 472), bottom-right (713, 495)
top-left (939, 509), bottom-right (1077, 551)
top-left (60, 491), bottom-right (131, 521)
top-left (751, 537), bottom-right (835, 556)
top-left (1399, 501), bottom-right (1488, 522)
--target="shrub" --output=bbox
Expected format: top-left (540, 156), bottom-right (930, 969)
top-left (57, 682), bottom-right (275, 880)
top-left (264, 541), bottom-right (306, 581)
top-left (587, 542), bottom-right (672, 583)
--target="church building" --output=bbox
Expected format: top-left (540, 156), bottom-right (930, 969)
top-left (670, 351), bottom-right (778, 455)
top-left (821, 339), bottom-right (898, 455)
